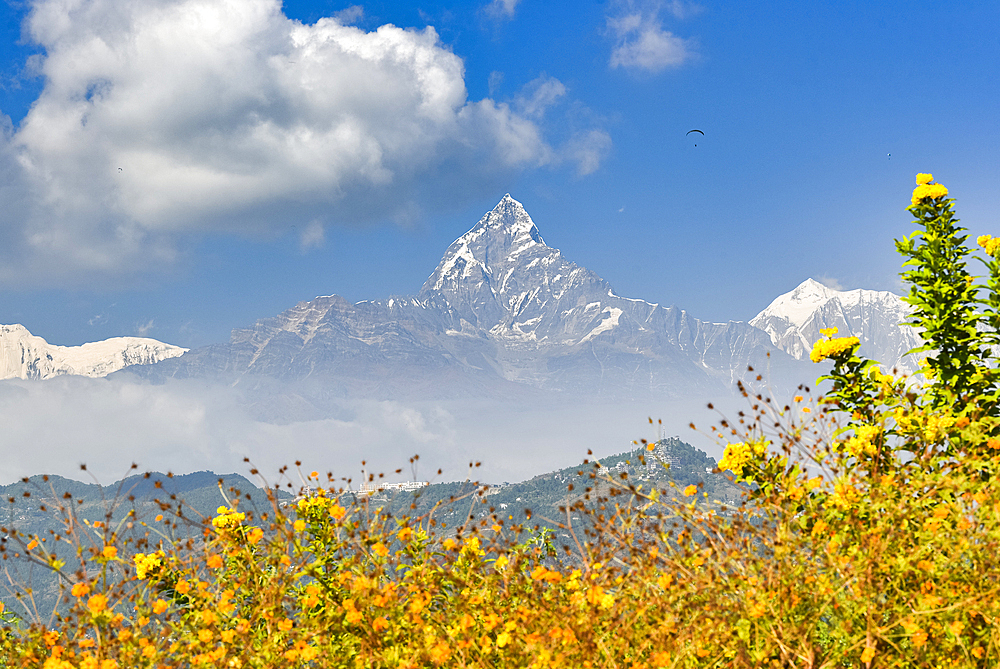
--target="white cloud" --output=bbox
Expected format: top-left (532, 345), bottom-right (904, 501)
top-left (0, 375), bottom-right (728, 488)
top-left (0, 0), bottom-right (594, 286)
top-left (516, 74), bottom-right (567, 119)
top-left (607, 1), bottom-right (696, 73)
top-left (299, 220), bottom-right (325, 252)
top-left (488, 70), bottom-right (504, 96)
top-left (135, 319), bottom-right (155, 336)
top-left (485, 0), bottom-right (521, 20)
top-left (332, 5), bottom-right (364, 24)
top-left (566, 129), bottom-right (613, 176)
top-left (817, 276), bottom-right (845, 291)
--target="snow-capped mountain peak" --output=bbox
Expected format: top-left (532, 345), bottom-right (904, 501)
top-left (0, 324), bottom-right (187, 380)
top-left (422, 194), bottom-right (546, 294)
top-left (750, 279), bottom-right (919, 370)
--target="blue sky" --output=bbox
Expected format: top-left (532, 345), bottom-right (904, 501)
top-left (0, 0), bottom-right (997, 348)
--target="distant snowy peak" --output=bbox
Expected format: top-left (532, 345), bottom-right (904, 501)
top-left (750, 279), bottom-right (920, 370)
top-left (421, 194), bottom-right (548, 294)
top-left (0, 324), bottom-right (187, 380)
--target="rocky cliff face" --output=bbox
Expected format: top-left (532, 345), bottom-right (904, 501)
top-left (0, 324), bottom-right (187, 380)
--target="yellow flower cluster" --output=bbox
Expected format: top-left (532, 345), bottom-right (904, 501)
top-left (809, 335), bottom-right (860, 363)
top-left (978, 235), bottom-right (1000, 257)
top-left (842, 424), bottom-right (882, 458)
top-left (829, 477), bottom-right (860, 512)
top-left (211, 507), bottom-right (246, 530)
top-left (911, 173), bottom-right (948, 206)
top-left (717, 439), bottom-right (769, 474)
top-left (133, 552), bottom-right (164, 580)
top-left (894, 408), bottom-right (955, 443)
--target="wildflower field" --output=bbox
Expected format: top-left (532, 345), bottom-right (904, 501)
top-left (3, 174), bottom-right (1000, 667)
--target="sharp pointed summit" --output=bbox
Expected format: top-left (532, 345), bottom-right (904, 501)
top-left (421, 195), bottom-right (546, 294)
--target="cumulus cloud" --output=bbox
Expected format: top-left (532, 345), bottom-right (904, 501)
top-left (0, 0), bottom-right (606, 286)
top-left (607, 2), bottom-right (696, 72)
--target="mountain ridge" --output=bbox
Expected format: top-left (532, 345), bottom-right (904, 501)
top-left (0, 324), bottom-right (187, 380)
top-left (127, 196), bottom-right (806, 401)
top-left (122, 196), bottom-right (919, 404)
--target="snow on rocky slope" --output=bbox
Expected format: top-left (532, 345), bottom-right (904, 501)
top-left (750, 279), bottom-right (922, 372)
top-left (0, 324), bottom-right (187, 380)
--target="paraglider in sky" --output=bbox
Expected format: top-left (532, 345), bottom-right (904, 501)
top-left (686, 129), bottom-right (704, 146)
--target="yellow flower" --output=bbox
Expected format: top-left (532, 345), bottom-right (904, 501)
top-left (843, 424), bottom-right (882, 458)
top-left (429, 641), bottom-right (451, 664)
top-left (71, 582), bottom-right (91, 597)
top-left (860, 646), bottom-right (876, 663)
top-left (133, 552), bottom-right (163, 580)
top-left (397, 526), bottom-right (413, 542)
top-left (212, 508), bottom-right (246, 530)
top-left (26, 539), bottom-right (38, 551)
top-left (102, 545), bottom-right (117, 560)
top-left (718, 439), bottom-right (768, 474)
top-left (293, 519), bottom-right (306, 532)
top-left (809, 336), bottom-right (860, 363)
top-left (978, 234), bottom-right (1000, 257)
top-left (911, 180), bottom-right (949, 206)
top-left (175, 580), bottom-right (191, 595)
top-left (372, 542), bottom-right (389, 558)
top-left (206, 554), bottom-right (223, 569)
top-left (916, 173), bottom-right (933, 185)
top-left (329, 503), bottom-right (347, 521)
top-left (247, 527), bottom-right (264, 544)
top-left (87, 594), bottom-right (108, 615)
top-left (153, 599), bottom-right (168, 614)
top-left (683, 484), bottom-right (698, 497)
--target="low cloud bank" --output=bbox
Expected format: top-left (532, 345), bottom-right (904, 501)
top-left (0, 374), bottom-right (730, 487)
